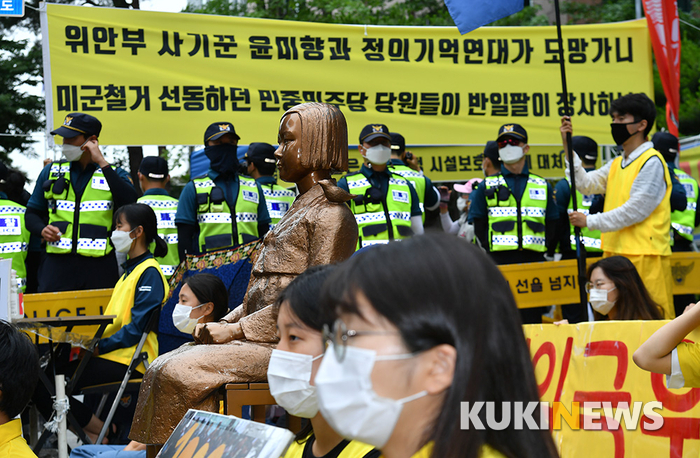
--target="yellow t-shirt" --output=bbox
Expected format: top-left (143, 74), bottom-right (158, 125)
top-left (0, 419), bottom-right (37, 458)
top-left (383, 442), bottom-right (505, 458)
top-left (677, 341), bottom-right (700, 387)
top-left (284, 434), bottom-right (379, 458)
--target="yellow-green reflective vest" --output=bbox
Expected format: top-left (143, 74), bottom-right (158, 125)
top-left (566, 187), bottom-right (603, 253)
top-left (260, 183), bottom-right (295, 229)
top-left (388, 163), bottom-right (427, 222)
top-left (0, 199), bottom-right (29, 292)
top-left (137, 194), bottom-right (179, 279)
top-left (43, 161), bottom-right (114, 257)
top-left (484, 173), bottom-right (548, 252)
top-left (194, 175), bottom-right (260, 252)
top-left (672, 168), bottom-right (698, 242)
top-left (345, 172), bottom-right (413, 250)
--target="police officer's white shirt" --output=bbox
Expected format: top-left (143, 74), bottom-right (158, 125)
top-left (565, 141), bottom-right (667, 233)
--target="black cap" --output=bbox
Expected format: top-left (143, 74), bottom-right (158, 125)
top-left (572, 136), bottom-right (599, 163)
top-left (139, 156), bottom-right (169, 180)
top-left (478, 141), bottom-right (500, 164)
top-left (497, 124), bottom-right (528, 143)
top-left (390, 133), bottom-right (405, 153)
top-left (359, 124), bottom-right (391, 143)
top-left (204, 122), bottom-right (240, 144)
top-left (51, 113), bottom-right (102, 139)
top-left (245, 142), bottom-right (277, 166)
top-left (652, 132), bottom-right (679, 161)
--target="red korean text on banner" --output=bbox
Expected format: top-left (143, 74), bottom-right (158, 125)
top-left (643, 0), bottom-right (681, 137)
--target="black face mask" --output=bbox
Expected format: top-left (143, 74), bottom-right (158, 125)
top-left (610, 121), bottom-right (640, 146)
top-left (205, 143), bottom-right (239, 175)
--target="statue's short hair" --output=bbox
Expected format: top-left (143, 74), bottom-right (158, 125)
top-left (281, 103), bottom-right (349, 173)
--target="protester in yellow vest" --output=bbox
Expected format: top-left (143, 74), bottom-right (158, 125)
top-left (563, 93), bottom-right (675, 319)
top-left (175, 122), bottom-right (270, 260)
top-left (242, 142), bottom-right (296, 229)
top-left (137, 156), bottom-right (179, 280)
top-left (25, 113), bottom-right (137, 292)
top-left (33, 203), bottom-right (168, 445)
top-left (0, 321), bottom-right (39, 458)
top-left (315, 234), bottom-right (558, 458)
top-left (268, 266), bottom-right (379, 458)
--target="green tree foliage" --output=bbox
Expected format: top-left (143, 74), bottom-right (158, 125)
top-left (184, 0), bottom-right (547, 27)
top-left (564, 0), bottom-right (700, 137)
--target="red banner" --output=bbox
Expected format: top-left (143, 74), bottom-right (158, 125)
top-left (643, 0), bottom-right (681, 137)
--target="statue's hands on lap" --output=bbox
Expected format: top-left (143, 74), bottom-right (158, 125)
top-left (193, 322), bottom-right (244, 344)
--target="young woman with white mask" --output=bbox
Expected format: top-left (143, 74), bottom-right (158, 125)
top-left (33, 203), bottom-right (169, 444)
top-left (172, 274), bottom-right (229, 335)
top-left (586, 256), bottom-right (663, 321)
top-left (267, 265), bottom-right (380, 458)
top-left (315, 233), bottom-right (558, 458)
top-left (438, 178), bottom-right (482, 242)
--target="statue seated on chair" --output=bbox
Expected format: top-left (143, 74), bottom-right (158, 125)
top-left (130, 103), bottom-right (359, 445)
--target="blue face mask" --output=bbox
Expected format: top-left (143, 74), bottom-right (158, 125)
top-left (205, 143), bottom-right (239, 175)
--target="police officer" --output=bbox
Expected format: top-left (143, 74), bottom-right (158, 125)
top-left (653, 132), bottom-right (699, 317)
top-left (242, 142), bottom-right (295, 229)
top-left (337, 124), bottom-right (423, 250)
top-left (478, 141), bottom-right (501, 178)
top-left (175, 122), bottom-right (270, 260)
top-left (553, 136), bottom-right (604, 323)
top-left (469, 123), bottom-right (558, 324)
top-left (0, 163), bottom-right (30, 292)
top-left (136, 156), bottom-right (179, 280)
top-left (554, 136), bottom-right (605, 260)
top-left (25, 113), bottom-right (137, 292)
top-left (388, 132), bottom-right (440, 223)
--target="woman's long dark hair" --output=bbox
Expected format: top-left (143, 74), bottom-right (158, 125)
top-left (183, 273), bottom-right (229, 321)
top-left (273, 265), bottom-right (336, 443)
top-left (320, 233), bottom-right (558, 458)
top-left (588, 256), bottom-right (663, 320)
top-left (113, 203), bottom-right (167, 258)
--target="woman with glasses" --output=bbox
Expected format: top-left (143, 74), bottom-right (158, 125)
top-left (583, 255), bottom-right (663, 321)
top-left (314, 233), bottom-right (558, 458)
top-left (268, 265), bottom-right (379, 458)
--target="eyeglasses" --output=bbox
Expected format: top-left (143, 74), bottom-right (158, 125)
top-left (497, 137), bottom-right (521, 149)
top-left (585, 281), bottom-right (612, 293)
top-left (322, 319), bottom-right (398, 362)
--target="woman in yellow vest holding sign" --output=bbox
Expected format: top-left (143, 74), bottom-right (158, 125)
top-left (34, 203), bottom-right (168, 444)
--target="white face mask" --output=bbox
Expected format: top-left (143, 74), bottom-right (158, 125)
top-left (62, 140), bottom-right (88, 162)
top-left (457, 196), bottom-right (469, 212)
top-left (267, 349), bottom-right (323, 418)
top-left (315, 342), bottom-right (428, 448)
top-left (172, 302), bottom-right (206, 334)
top-left (498, 144), bottom-right (524, 164)
top-left (589, 287), bottom-right (616, 315)
top-left (364, 144), bottom-right (392, 165)
top-left (110, 228), bottom-right (136, 253)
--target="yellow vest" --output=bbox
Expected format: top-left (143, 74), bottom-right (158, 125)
top-left (99, 257), bottom-right (167, 372)
top-left (284, 435), bottom-right (377, 458)
top-left (602, 148), bottom-right (671, 256)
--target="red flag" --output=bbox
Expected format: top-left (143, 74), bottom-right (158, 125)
top-left (643, 0), bottom-right (681, 137)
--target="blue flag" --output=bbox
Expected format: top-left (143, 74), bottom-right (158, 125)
top-left (444, 0), bottom-right (524, 35)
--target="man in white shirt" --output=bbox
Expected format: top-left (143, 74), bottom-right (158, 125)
top-left (561, 93), bottom-right (674, 318)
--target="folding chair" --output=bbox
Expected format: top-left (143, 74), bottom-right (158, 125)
top-left (80, 309), bottom-right (160, 444)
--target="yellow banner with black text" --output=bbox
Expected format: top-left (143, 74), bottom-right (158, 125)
top-left (42, 4), bottom-right (653, 149)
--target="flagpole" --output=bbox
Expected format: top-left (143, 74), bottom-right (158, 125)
top-left (553, 0), bottom-right (588, 310)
